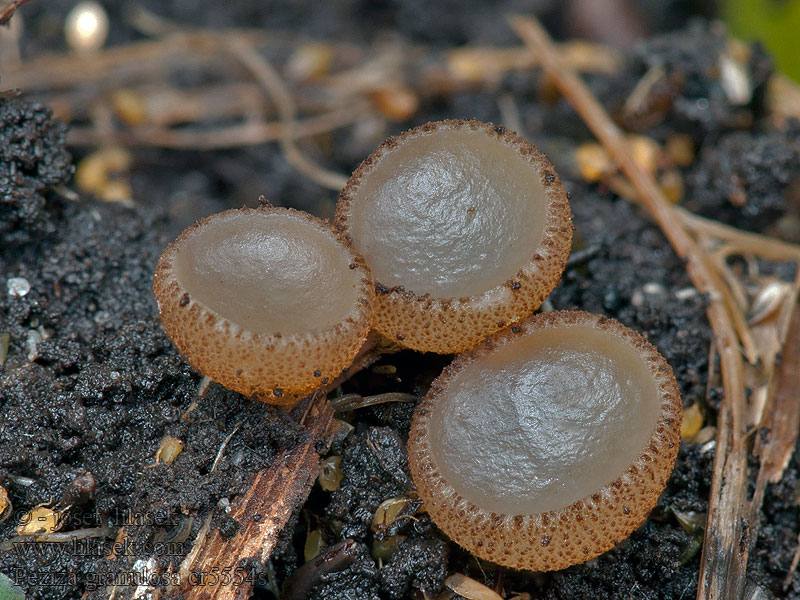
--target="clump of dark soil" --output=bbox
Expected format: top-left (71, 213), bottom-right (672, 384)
top-left (619, 19), bottom-right (773, 136)
top-left (0, 96), bottom-right (72, 243)
top-left (686, 122), bottom-right (800, 238)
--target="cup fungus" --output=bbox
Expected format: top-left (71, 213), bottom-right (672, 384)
top-left (335, 119), bottom-right (572, 354)
top-left (153, 206), bottom-right (374, 406)
top-left (407, 310), bottom-right (682, 571)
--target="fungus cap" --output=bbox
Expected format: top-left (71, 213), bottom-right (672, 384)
top-left (153, 206), bottom-right (374, 406)
top-left (335, 119), bottom-right (572, 354)
top-left (407, 310), bottom-right (682, 571)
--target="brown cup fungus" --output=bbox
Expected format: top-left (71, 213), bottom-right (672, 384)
top-left (335, 119), bottom-right (572, 354)
top-left (153, 206), bottom-right (374, 406)
top-left (408, 310), bottom-right (682, 571)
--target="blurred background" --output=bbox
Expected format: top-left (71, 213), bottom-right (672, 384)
top-left (1, 0), bottom-right (798, 237)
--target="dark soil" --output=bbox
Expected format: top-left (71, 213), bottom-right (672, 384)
top-left (2, 4), bottom-right (800, 600)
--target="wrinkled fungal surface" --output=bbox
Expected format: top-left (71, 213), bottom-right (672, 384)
top-left (408, 310), bottom-right (682, 571)
top-left (346, 126), bottom-right (547, 297)
top-left (336, 119), bottom-right (572, 354)
top-left (154, 206), bottom-right (374, 405)
top-left (172, 209), bottom-right (360, 335)
top-left (430, 324), bottom-right (661, 515)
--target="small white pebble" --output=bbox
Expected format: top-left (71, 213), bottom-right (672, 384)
top-left (25, 329), bottom-right (42, 361)
top-left (720, 54), bottom-right (752, 106)
top-left (642, 282), bottom-right (666, 295)
top-left (700, 439), bottom-right (716, 454)
top-left (132, 557), bottom-right (157, 600)
top-left (65, 0), bottom-right (109, 54)
top-left (230, 449), bottom-right (245, 466)
top-left (631, 290), bottom-right (645, 307)
top-left (7, 277), bottom-right (30, 297)
top-left (675, 287), bottom-right (697, 300)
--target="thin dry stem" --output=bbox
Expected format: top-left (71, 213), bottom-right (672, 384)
top-left (0, 527), bottom-right (118, 553)
top-left (330, 392), bottom-right (418, 412)
top-left (0, 0), bottom-right (30, 26)
top-left (2, 32), bottom-right (264, 91)
top-left (66, 104), bottom-right (367, 149)
top-left (679, 207), bottom-right (800, 262)
top-left (753, 292), bottom-right (800, 483)
top-left (226, 37), bottom-right (348, 191)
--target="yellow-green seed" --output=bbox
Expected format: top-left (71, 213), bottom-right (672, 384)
top-left (318, 456), bottom-right (343, 491)
top-left (371, 535), bottom-right (404, 561)
top-left (371, 497), bottom-right (413, 533)
top-left (304, 529), bottom-right (325, 562)
top-left (156, 435), bottom-right (184, 465)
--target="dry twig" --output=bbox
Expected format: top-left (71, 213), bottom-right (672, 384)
top-left (0, 0), bottom-right (30, 26)
top-left (226, 37), bottom-right (349, 191)
top-left (173, 393), bottom-right (333, 599)
top-left (5, 23), bottom-right (626, 160)
top-left (755, 298), bottom-right (800, 484)
top-left (66, 104), bottom-right (368, 150)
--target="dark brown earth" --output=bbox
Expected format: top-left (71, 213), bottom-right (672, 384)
top-left (2, 3), bottom-right (800, 600)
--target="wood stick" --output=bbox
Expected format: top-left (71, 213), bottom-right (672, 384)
top-left (66, 103), bottom-right (368, 149)
top-left (226, 38), bottom-right (349, 191)
top-left (174, 393), bottom-right (334, 599)
top-left (0, 0), bottom-right (30, 26)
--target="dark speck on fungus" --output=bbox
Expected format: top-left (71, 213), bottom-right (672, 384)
top-left (407, 310), bottom-right (682, 571)
top-left (335, 119), bottom-right (572, 354)
top-left (153, 205), bottom-right (374, 407)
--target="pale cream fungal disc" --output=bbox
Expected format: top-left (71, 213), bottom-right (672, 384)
top-left (153, 206), bottom-right (374, 406)
top-left (335, 119), bottom-right (572, 354)
top-left (407, 310), bottom-right (683, 571)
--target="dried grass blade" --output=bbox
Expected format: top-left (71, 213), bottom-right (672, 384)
top-left (755, 300), bottom-right (800, 483)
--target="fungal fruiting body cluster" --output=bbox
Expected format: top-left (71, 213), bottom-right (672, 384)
top-left (154, 207), bottom-right (373, 406)
top-left (335, 120), bottom-right (572, 353)
top-left (407, 310), bottom-right (682, 570)
top-left (154, 119), bottom-right (682, 571)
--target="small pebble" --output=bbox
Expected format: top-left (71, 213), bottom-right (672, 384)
top-left (25, 329), bottom-right (42, 361)
top-left (675, 287), bottom-right (697, 300)
top-left (217, 497), bottom-right (231, 513)
top-left (7, 277), bottom-right (30, 297)
top-left (230, 449), bottom-right (245, 466)
top-left (642, 282), bottom-right (666, 295)
top-left (65, 0), bottom-right (109, 54)
top-left (700, 439), bottom-right (716, 454)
